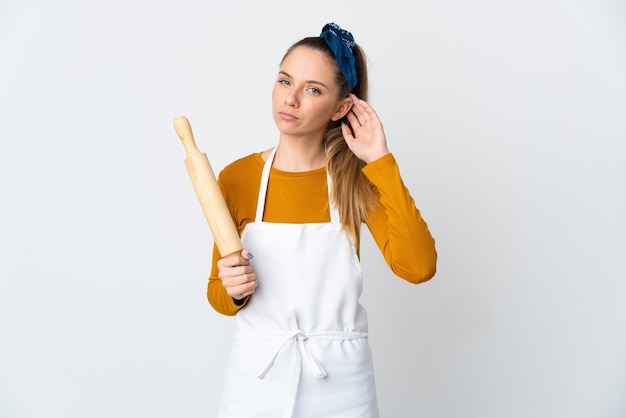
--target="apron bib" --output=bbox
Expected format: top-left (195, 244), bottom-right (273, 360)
top-left (217, 147), bottom-right (379, 418)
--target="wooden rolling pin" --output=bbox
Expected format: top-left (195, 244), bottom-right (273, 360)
top-left (173, 115), bottom-right (243, 258)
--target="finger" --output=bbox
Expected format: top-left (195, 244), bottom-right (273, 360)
top-left (344, 111), bottom-right (360, 130)
top-left (219, 264), bottom-right (254, 282)
top-left (349, 95), bottom-right (369, 122)
top-left (223, 271), bottom-right (256, 292)
top-left (351, 94), bottom-right (380, 124)
top-left (341, 121), bottom-right (355, 142)
top-left (240, 279), bottom-right (258, 297)
top-left (231, 279), bottom-right (258, 299)
top-left (219, 252), bottom-right (250, 269)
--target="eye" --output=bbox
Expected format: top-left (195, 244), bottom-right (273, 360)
top-left (278, 79), bottom-right (291, 86)
top-left (307, 87), bottom-right (321, 95)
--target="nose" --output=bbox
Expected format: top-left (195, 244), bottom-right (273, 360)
top-left (284, 90), bottom-right (299, 107)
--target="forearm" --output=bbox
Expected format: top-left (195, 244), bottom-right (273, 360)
top-left (363, 154), bottom-right (437, 283)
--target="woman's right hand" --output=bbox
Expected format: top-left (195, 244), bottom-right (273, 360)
top-left (217, 249), bottom-right (257, 300)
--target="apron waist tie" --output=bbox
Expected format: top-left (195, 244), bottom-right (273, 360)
top-left (234, 309), bottom-right (368, 418)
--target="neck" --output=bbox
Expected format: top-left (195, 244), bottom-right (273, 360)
top-left (272, 135), bottom-right (326, 172)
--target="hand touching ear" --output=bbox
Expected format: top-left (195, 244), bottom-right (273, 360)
top-left (341, 94), bottom-right (389, 163)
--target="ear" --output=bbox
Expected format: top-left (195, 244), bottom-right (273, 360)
top-left (331, 97), bottom-right (353, 121)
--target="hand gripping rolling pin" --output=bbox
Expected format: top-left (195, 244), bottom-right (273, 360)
top-left (174, 116), bottom-right (253, 296)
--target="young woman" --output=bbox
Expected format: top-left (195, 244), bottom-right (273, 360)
top-left (207, 22), bottom-right (437, 418)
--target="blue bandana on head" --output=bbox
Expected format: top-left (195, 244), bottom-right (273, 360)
top-left (320, 22), bottom-right (358, 89)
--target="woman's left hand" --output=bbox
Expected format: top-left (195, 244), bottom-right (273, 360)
top-left (342, 94), bottom-right (390, 164)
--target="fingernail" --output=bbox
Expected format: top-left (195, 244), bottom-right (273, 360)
top-left (246, 253), bottom-right (254, 259)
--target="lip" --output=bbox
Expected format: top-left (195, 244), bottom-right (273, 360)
top-left (278, 111), bottom-right (298, 121)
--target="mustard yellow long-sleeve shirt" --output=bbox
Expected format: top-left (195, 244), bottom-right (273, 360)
top-left (207, 152), bottom-right (437, 316)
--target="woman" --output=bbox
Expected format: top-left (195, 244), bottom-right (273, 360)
top-left (207, 22), bottom-right (437, 418)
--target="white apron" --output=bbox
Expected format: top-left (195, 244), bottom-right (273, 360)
top-left (217, 147), bottom-right (379, 418)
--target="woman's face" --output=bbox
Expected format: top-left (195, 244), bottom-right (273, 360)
top-left (272, 46), bottom-right (351, 140)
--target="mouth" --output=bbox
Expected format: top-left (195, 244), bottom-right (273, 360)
top-left (278, 111), bottom-right (298, 121)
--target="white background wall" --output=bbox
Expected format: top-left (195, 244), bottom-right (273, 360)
top-left (1, 1), bottom-right (625, 417)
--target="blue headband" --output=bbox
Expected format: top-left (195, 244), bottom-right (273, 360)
top-left (320, 22), bottom-right (358, 89)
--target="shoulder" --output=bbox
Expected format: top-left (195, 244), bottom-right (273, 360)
top-left (218, 152), bottom-right (265, 193)
top-left (222, 152), bottom-right (263, 170)
top-left (220, 152), bottom-right (264, 179)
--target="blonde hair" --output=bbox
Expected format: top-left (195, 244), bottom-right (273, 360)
top-left (283, 37), bottom-right (377, 249)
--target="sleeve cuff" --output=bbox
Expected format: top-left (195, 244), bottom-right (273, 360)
top-left (361, 153), bottom-right (397, 183)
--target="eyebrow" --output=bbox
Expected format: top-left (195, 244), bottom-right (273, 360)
top-left (278, 71), bottom-right (329, 90)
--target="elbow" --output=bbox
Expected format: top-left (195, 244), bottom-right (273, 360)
top-left (419, 263), bottom-right (437, 284)
top-left (404, 263), bottom-right (437, 284)
top-left (207, 278), bottom-right (240, 317)
top-left (413, 246), bottom-right (438, 284)
top-left (393, 252), bottom-right (437, 284)
top-left (208, 294), bottom-right (239, 317)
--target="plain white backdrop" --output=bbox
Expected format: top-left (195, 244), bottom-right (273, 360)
top-left (1, 1), bottom-right (625, 417)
